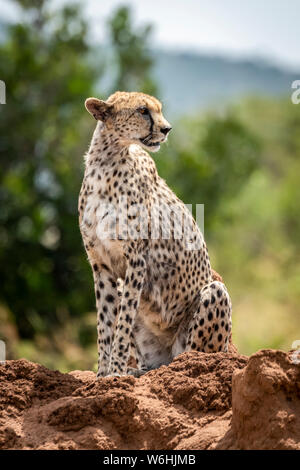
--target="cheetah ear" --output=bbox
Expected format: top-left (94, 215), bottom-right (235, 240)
top-left (85, 97), bottom-right (112, 122)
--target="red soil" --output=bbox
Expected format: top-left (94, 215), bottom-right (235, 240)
top-left (0, 349), bottom-right (299, 450)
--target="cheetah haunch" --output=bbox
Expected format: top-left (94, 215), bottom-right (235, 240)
top-left (79, 91), bottom-right (232, 377)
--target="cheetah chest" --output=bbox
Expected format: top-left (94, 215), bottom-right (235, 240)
top-left (81, 190), bottom-right (127, 278)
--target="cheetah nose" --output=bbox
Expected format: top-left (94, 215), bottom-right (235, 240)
top-left (160, 126), bottom-right (172, 135)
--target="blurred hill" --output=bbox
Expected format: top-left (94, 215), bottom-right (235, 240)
top-left (152, 50), bottom-right (297, 115)
top-left (100, 48), bottom-right (298, 115)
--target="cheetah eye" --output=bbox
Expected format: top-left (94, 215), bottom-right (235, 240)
top-left (138, 106), bottom-right (150, 116)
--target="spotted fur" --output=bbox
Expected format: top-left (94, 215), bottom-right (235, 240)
top-left (79, 91), bottom-right (232, 377)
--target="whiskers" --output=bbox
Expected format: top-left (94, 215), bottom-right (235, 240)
top-left (140, 133), bottom-right (154, 145)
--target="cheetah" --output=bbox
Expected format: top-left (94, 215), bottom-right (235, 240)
top-left (79, 91), bottom-right (232, 377)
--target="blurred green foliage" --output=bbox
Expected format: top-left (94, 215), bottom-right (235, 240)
top-left (0, 1), bottom-right (299, 371)
top-left (158, 99), bottom-right (300, 355)
top-left (108, 6), bottom-right (157, 96)
top-left (157, 112), bottom-right (260, 231)
top-left (0, 0), bottom-right (98, 340)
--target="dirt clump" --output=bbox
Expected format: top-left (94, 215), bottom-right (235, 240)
top-left (0, 349), bottom-right (299, 450)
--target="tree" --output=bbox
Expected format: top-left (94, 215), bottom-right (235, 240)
top-left (0, 0), bottom-right (100, 337)
top-left (108, 6), bottom-right (158, 96)
top-left (157, 110), bottom-right (260, 235)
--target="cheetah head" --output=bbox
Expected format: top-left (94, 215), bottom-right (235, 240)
top-left (85, 91), bottom-right (172, 153)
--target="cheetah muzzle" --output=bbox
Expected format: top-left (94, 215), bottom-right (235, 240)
top-left (79, 91), bottom-right (232, 377)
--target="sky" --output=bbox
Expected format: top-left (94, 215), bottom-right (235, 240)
top-left (2, 0), bottom-right (300, 71)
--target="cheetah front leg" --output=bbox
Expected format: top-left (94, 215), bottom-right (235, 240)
top-left (92, 264), bottom-right (119, 377)
top-left (117, 278), bottom-right (148, 376)
top-left (108, 248), bottom-right (146, 376)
